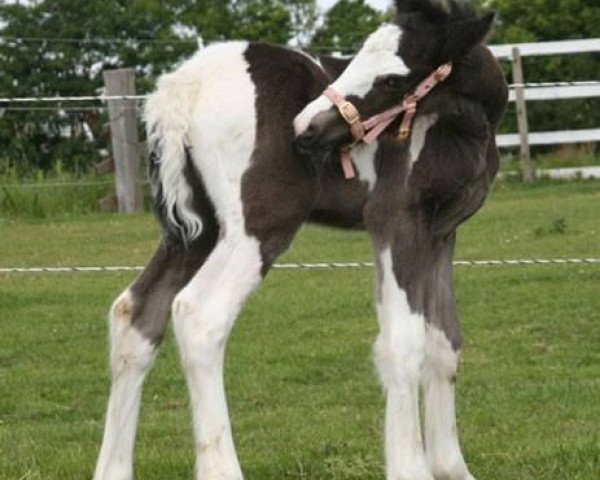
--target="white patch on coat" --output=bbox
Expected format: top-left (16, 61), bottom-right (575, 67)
top-left (145, 41), bottom-right (255, 241)
top-left (185, 43), bottom-right (257, 239)
top-left (294, 24), bottom-right (408, 135)
top-left (374, 247), bottom-right (434, 480)
top-left (409, 114), bottom-right (438, 169)
top-left (94, 290), bottom-right (156, 480)
top-left (423, 326), bottom-right (475, 480)
top-left (352, 142), bottom-right (379, 191)
top-left (172, 235), bottom-right (263, 480)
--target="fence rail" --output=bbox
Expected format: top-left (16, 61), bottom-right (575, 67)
top-left (2, 81), bottom-right (599, 105)
top-left (490, 38), bottom-right (600, 58)
top-left (497, 128), bottom-right (600, 148)
top-left (507, 83), bottom-right (600, 102)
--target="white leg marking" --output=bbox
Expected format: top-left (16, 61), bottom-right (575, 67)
top-left (94, 290), bottom-right (156, 480)
top-left (423, 327), bottom-right (476, 480)
top-left (172, 235), bottom-right (263, 480)
top-left (409, 114), bottom-right (438, 170)
top-left (374, 247), bottom-right (433, 480)
top-left (186, 43), bottom-right (257, 237)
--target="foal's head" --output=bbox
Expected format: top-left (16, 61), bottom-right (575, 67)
top-left (294, 22), bottom-right (408, 139)
top-left (295, 0), bottom-right (497, 162)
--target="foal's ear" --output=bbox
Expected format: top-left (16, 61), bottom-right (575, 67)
top-left (443, 12), bottom-right (496, 60)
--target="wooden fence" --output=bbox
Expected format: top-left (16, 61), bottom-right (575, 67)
top-left (491, 38), bottom-right (600, 181)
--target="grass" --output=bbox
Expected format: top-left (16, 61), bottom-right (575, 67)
top-left (1, 179), bottom-right (599, 479)
top-left (0, 181), bottom-right (114, 219)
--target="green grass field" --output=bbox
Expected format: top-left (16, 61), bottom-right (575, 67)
top-left (1, 180), bottom-right (599, 480)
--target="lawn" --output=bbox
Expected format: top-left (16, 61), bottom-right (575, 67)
top-left (0, 179), bottom-right (599, 480)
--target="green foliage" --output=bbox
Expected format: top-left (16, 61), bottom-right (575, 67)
top-left (0, 0), bottom-right (317, 177)
top-left (230, 0), bottom-right (293, 45)
top-left (311, 0), bottom-right (388, 53)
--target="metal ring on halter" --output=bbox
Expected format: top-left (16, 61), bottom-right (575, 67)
top-left (433, 63), bottom-right (452, 82)
top-left (397, 127), bottom-right (411, 140)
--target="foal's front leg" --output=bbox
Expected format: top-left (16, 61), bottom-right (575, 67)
top-left (374, 246), bottom-right (433, 480)
top-left (423, 238), bottom-right (476, 480)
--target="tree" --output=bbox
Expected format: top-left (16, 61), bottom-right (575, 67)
top-left (230, 0), bottom-right (292, 44)
top-left (0, 0), bottom-right (198, 174)
top-left (311, 0), bottom-right (387, 53)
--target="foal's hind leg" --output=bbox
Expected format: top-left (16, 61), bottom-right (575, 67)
top-left (171, 233), bottom-right (264, 480)
top-left (423, 236), bottom-right (476, 480)
top-left (93, 241), bottom-right (213, 480)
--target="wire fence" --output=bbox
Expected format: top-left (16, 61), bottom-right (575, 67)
top-left (2, 81), bottom-right (599, 105)
top-left (1, 258), bottom-right (599, 275)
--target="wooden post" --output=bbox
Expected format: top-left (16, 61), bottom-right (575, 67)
top-left (103, 68), bottom-right (143, 213)
top-left (511, 47), bottom-right (535, 182)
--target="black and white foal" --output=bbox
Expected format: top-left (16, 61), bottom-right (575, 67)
top-left (93, 1), bottom-right (508, 479)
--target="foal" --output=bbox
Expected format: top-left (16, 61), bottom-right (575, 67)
top-left (93, 1), bottom-right (507, 479)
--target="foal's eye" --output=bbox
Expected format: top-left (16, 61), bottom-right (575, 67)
top-left (375, 74), bottom-right (406, 90)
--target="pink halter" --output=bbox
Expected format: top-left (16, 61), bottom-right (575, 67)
top-left (323, 62), bottom-right (452, 179)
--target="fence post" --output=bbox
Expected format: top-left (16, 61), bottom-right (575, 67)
top-left (511, 47), bottom-right (536, 182)
top-left (103, 68), bottom-right (143, 213)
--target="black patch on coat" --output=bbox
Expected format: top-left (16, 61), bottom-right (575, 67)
top-left (241, 43), bottom-right (330, 273)
top-left (132, 148), bottom-right (220, 345)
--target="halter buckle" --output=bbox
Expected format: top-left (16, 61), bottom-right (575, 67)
top-left (339, 101), bottom-right (361, 125)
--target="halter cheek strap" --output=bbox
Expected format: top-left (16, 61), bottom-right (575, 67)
top-left (323, 87), bottom-right (365, 142)
top-left (323, 87), bottom-right (364, 179)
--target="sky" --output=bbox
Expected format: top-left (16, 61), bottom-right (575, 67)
top-left (318, 0), bottom-right (392, 12)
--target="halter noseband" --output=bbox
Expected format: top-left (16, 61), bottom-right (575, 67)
top-left (323, 62), bottom-right (452, 179)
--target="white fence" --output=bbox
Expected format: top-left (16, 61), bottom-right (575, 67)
top-left (492, 38), bottom-right (600, 149)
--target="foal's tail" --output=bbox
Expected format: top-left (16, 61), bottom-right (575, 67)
top-left (144, 71), bottom-right (203, 241)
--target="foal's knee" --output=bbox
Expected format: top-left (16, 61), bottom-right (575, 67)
top-left (424, 326), bottom-right (460, 382)
top-left (171, 289), bottom-right (232, 369)
top-left (110, 291), bottom-right (134, 326)
top-left (108, 290), bottom-right (155, 377)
